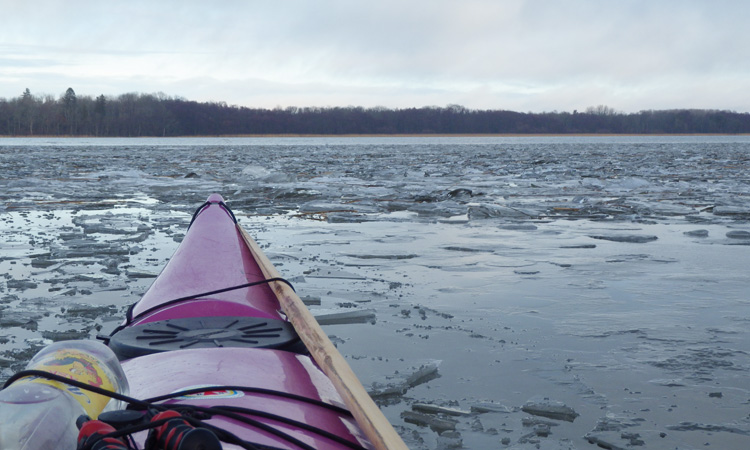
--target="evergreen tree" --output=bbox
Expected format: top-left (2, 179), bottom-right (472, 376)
top-left (19, 88), bottom-right (36, 135)
top-left (94, 94), bottom-right (106, 135)
top-left (62, 87), bottom-right (77, 134)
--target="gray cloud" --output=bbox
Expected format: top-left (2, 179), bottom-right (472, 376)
top-left (1, 0), bottom-right (748, 112)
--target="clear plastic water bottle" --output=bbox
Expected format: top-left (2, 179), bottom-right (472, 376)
top-left (0, 340), bottom-right (129, 450)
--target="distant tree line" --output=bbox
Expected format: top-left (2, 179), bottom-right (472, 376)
top-left (2, 88), bottom-right (749, 136)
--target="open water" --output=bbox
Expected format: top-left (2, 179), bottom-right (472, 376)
top-left (1, 136), bottom-right (749, 449)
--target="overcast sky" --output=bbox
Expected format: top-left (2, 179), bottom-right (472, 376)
top-left (1, 0), bottom-right (748, 113)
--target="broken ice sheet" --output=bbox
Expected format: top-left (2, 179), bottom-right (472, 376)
top-left (368, 360), bottom-right (441, 398)
top-left (726, 230), bottom-right (750, 239)
top-left (314, 309), bottom-right (376, 325)
top-left (3, 137), bottom-right (750, 449)
top-left (470, 402), bottom-right (517, 414)
top-left (411, 403), bottom-right (472, 416)
top-left (59, 303), bottom-right (119, 320)
top-left (581, 414), bottom-right (646, 450)
top-left (304, 268), bottom-right (366, 280)
top-left (588, 234), bottom-right (658, 243)
top-left (521, 397), bottom-right (579, 422)
top-left (683, 229), bottom-right (709, 237)
top-left (713, 205), bottom-right (750, 217)
top-left (585, 431), bottom-right (646, 449)
top-left (401, 411), bottom-right (457, 433)
top-left (342, 252), bottom-right (419, 261)
top-left (666, 420), bottom-right (750, 436)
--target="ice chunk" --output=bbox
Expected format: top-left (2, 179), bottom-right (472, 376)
top-left (300, 295), bottom-right (321, 306)
top-left (299, 201), bottom-right (358, 213)
top-left (521, 416), bottom-right (560, 428)
top-left (584, 414), bottom-right (645, 449)
top-left (30, 256), bottom-right (57, 268)
top-left (344, 253), bottom-right (419, 260)
top-left (400, 411), bottom-right (457, 433)
top-left (649, 203), bottom-right (698, 216)
top-left (605, 177), bottom-right (650, 192)
top-left (589, 234), bottom-right (658, 243)
top-left (521, 397), bottom-right (579, 422)
top-left (436, 430), bottom-right (462, 449)
top-left (447, 188), bottom-right (473, 199)
top-left (585, 432), bottom-right (638, 450)
top-left (62, 304), bottom-right (118, 320)
top-left (241, 165), bottom-right (271, 179)
top-left (649, 378), bottom-right (686, 387)
top-left (499, 223), bottom-right (538, 231)
top-left (125, 270), bottom-right (158, 279)
top-left (304, 268), bottom-right (366, 280)
top-left (368, 360), bottom-right (441, 397)
top-left (470, 402), bottom-right (517, 414)
top-left (41, 329), bottom-right (92, 341)
top-left (314, 309), bottom-right (376, 325)
top-left (468, 204), bottom-right (539, 220)
top-left (587, 414), bottom-right (641, 432)
top-left (6, 280), bottom-right (39, 291)
top-left (559, 243), bottom-right (596, 249)
top-left (666, 421), bottom-right (750, 435)
top-left (713, 206), bottom-right (750, 216)
top-left (412, 403), bottom-right (472, 416)
top-left (0, 311), bottom-right (41, 329)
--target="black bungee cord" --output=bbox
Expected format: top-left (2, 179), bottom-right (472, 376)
top-left (103, 197), bottom-right (294, 339)
top-left (2, 370), bottom-right (368, 450)
top-left (104, 276), bottom-right (296, 340)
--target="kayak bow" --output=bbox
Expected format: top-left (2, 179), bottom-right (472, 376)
top-left (106, 194), bottom-right (407, 450)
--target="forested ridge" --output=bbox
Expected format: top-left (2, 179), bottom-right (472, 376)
top-left (2, 88), bottom-right (749, 136)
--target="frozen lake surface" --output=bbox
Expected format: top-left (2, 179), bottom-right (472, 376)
top-left (1, 136), bottom-right (749, 449)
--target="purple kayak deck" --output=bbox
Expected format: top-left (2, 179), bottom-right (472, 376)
top-left (117, 194), bottom-right (372, 449)
top-left (121, 348), bottom-right (370, 449)
top-left (131, 194), bottom-right (283, 324)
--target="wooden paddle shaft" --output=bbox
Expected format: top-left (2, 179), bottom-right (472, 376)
top-left (238, 225), bottom-right (408, 450)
